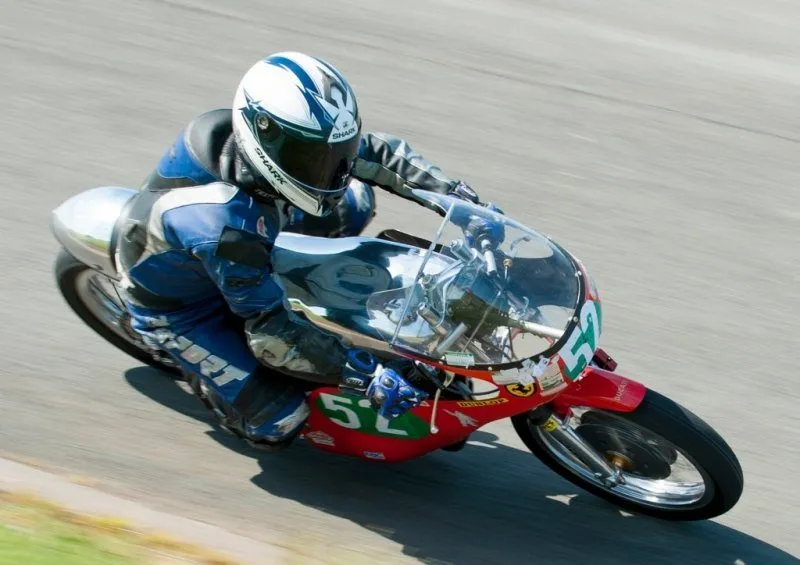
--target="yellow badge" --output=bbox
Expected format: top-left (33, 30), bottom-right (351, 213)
top-left (542, 417), bottom-right (559, 433)
top-left (455, 398), bottom-right (509, 408)
top-left (505, 383), bottom-right (536, 397)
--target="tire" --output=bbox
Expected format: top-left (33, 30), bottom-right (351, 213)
top-left (512, 388), bottom-right (744, 520)
top-left (54, 249), bottom-right (179, 375)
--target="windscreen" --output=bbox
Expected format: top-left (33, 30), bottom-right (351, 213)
top-left (365, 191), bottom-right (581, 368)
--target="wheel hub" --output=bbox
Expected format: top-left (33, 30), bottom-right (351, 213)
top-left (606, 451), bottom-right (633, 471)
top-left (575, 422), bottom-right (672, 479)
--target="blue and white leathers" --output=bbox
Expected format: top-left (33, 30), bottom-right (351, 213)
top-left (116, 103), bottom-right (466, 446)
top-left (117, 181), bottom-right (314, 445)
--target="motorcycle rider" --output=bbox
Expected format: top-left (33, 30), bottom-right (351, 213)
top-left (115, 52), bottom-right (492, 449)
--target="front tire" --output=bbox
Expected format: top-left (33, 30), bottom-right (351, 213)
top-left (512, 389), bottom-right (743, 520)
top-left (54, 249), bottom-right (179, 375)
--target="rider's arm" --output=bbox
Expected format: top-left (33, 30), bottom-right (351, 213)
top-left (166, 193), bottom-right (348, 381)
top-left (190, 228), bottom-right (284, 320)
top-left (160, 185), bottom-right (284, 319)
top-left (351, 132), bottom-right (462, 202)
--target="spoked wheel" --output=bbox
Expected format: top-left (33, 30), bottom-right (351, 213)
top-left (512, 389), bottom-right (743, 520)
top-left (54, 249), bottom-right (179, 375)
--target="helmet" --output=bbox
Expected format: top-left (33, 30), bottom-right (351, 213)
top-left (232, 52), bottom-right (362, 216)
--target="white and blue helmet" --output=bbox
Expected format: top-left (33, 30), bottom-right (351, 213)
top-left (232, 52), bottom-right (362, 216)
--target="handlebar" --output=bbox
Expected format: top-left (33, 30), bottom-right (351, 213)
top-left (518, 319), bottom-right (565, 340)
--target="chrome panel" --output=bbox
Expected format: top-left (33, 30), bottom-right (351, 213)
top-left (51, 186), bottom-right (137, 279)
top-left (273, 232), bottom-right (452, 345)
top-left (286, 299), bottom-right (395, 354)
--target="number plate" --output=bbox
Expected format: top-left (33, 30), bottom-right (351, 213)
top-left (317, 392), bottom-right (430, 439)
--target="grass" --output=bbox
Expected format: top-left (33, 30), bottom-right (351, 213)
top-left (0, 492), bottom-right (238, 565)
top-left (0, 492), bottom-right (407, 565)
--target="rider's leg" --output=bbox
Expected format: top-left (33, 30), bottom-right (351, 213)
top-left (244, 308), bottom-right (348, 385)
top-left (132, 307), bottom-right (310, 449)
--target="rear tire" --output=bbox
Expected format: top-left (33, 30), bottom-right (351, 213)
top-left (512, 388), bottom-right (744, 520)
top-left (54, 249), bottom-right (179, 375)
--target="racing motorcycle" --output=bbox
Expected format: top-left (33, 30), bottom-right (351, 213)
top-left (50, 183), bottom-right (744, 521)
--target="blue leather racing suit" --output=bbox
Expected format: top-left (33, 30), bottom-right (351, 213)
top-left (115, 109), bottom-right (463, 447)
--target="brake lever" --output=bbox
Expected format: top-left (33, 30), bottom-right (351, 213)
top-left (412, 361), bottom-right (455, 435)
top-left (430, 371), bottom-right (455, 435)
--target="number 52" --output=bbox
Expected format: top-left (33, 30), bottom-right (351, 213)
top-left (319, 393), bottom-right (409, 436)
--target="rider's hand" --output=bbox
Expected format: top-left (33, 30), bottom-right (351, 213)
top-left (465, 214), bottom-right (505, 249)
top-left (464, 201), bottom-right (506, 250)
top-left (448, 180), bottom-right (481, 204)
top-left (366, 368), bottom-right (428, 419)
top-left (448, 181), bottom-right (506, 248)
top-left (448, 181), bottom-right (505, 214)
top-left (339, 348), bottom-right (379, 393)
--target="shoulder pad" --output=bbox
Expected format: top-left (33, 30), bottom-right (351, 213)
top-left (214, 225), bottom-right (272, 269)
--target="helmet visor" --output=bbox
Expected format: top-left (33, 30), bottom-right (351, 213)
top-left (259, 124), bottom-right (361, 192)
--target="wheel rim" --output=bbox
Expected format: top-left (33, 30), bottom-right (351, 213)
top-left (533, 408), bottom-right (708, 508)
top-left (73, 270), bottom-right (176, 367)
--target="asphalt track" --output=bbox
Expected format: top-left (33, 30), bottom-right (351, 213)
top-left (1, 0), bottom-right (799, 563)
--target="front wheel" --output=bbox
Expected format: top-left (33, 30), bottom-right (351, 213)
top-left (54, 249), bottom-right (179, 375)
top-left (512, 388), bottom-right (743, 520)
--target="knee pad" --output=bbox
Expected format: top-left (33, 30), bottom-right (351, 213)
top-left (245, 311), bottom-right (347, 383)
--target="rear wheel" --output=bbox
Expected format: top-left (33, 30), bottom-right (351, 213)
top-left (512, 388), bottom-right (743, 520)
top-left (54, 249), bottom-right (179, 375)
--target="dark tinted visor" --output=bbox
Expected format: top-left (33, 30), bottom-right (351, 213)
top-left (259, 125), bottom-right (361, 192)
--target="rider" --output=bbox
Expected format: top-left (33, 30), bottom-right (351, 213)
top-left (115, 52), bottom-right (491, 449)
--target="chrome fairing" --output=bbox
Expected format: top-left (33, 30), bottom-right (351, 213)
top-left (271, 232), bottom-right (452, 350)
top-left (51, 186), bottom-right (137, 279)
top-left (273, 191), bottom-right (586, 370)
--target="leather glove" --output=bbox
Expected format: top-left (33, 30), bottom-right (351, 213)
top-left (448, 180), bottom-right (481, 204)
top-left (366, 367), bottom-right (429, 419)
top-left (448, 181), bottom-right (504, 212)
top-left (464, 209), bottom-right (505, 249)
top-left (448, 181), bottom-right (506, 247)
top-left (339, 349), bottom-right (428, 419)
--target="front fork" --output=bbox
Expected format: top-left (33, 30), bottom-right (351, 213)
top-left (525, 351), bottom-right (644, 486)
top-left (527, 403), bottom-right (624, 486)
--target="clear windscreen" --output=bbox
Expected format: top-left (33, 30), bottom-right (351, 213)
top-left (365, 191), bottom-right (581, 367)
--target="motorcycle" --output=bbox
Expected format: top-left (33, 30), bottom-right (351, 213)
top-left (50, 182), bottom-right (743, 521)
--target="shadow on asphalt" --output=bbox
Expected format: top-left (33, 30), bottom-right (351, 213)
top-left (126, 366), bottom-right (797, 565)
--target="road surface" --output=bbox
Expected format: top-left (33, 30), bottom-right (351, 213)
top-left (1, 0), bottom-right (799, 563)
